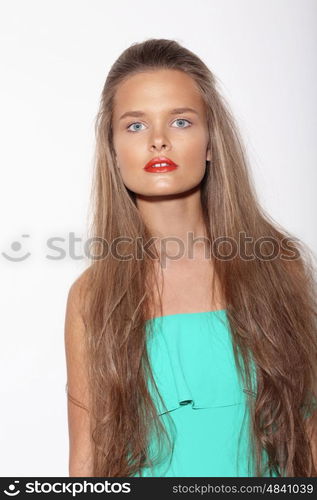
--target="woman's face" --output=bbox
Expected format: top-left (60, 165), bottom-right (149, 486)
top-left (112, 69), bottom-right (211, 198)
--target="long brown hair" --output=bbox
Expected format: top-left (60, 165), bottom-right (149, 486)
top-left (73, 38), bottom-right (317, 476)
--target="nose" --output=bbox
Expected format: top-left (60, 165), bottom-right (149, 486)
top-left (150, 142), bottom-right (168, 152)
top-left (149, 128), bottom-right (171, 152)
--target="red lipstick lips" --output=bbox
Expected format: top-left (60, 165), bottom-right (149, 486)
top-left (144, 156), bottom-right (178, 173)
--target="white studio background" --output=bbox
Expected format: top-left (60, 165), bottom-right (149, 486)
top-left (0, 0), bottom-right (316, 476)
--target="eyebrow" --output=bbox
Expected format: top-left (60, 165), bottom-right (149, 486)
top-left (119, 107), bottom-right (199, 121)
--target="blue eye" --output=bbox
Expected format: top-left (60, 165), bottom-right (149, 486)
top-left (126, 118), bottom-right (192, 133)
top-left (172, 118), bottom-right (192, 128)
top-left (126, 122), bottom-right (146, 132)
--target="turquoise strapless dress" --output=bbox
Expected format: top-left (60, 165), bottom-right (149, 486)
top-left (133, 309), bottom-right (316, 477)
top-left (134, 309), bottom-right (260, 477)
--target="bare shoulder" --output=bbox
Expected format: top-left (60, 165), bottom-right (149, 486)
top-left (66, 267), bottom-right (92, 315)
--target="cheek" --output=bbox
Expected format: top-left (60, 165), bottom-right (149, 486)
top-left (185, 142), bottom-right (208, 167)
top-left (112, 130), bottom-right (129, 156)
top-left (183, 131), bottom-right (208, 153)
top-left (118, 160), bottom-right (144, 187)
top-left (114, 136), bottom-right (143, 166)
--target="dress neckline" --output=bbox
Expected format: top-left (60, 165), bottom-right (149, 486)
top-left (145, 308), bottom-right (227, 323)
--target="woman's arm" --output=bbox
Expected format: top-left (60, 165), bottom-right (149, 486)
top-left (64, 276), bottom-right (94, 477)
top-left (305, 413), bottom-right (317, 476)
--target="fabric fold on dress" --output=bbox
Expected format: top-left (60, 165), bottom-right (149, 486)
top-left (145, 309), bottom-right (250, 416)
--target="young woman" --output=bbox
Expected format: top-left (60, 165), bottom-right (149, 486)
top-left (64, 38), bottom-right (317, 477)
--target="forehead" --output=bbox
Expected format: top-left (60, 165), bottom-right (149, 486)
top-left (113, 69), bottom-right (205, 118)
